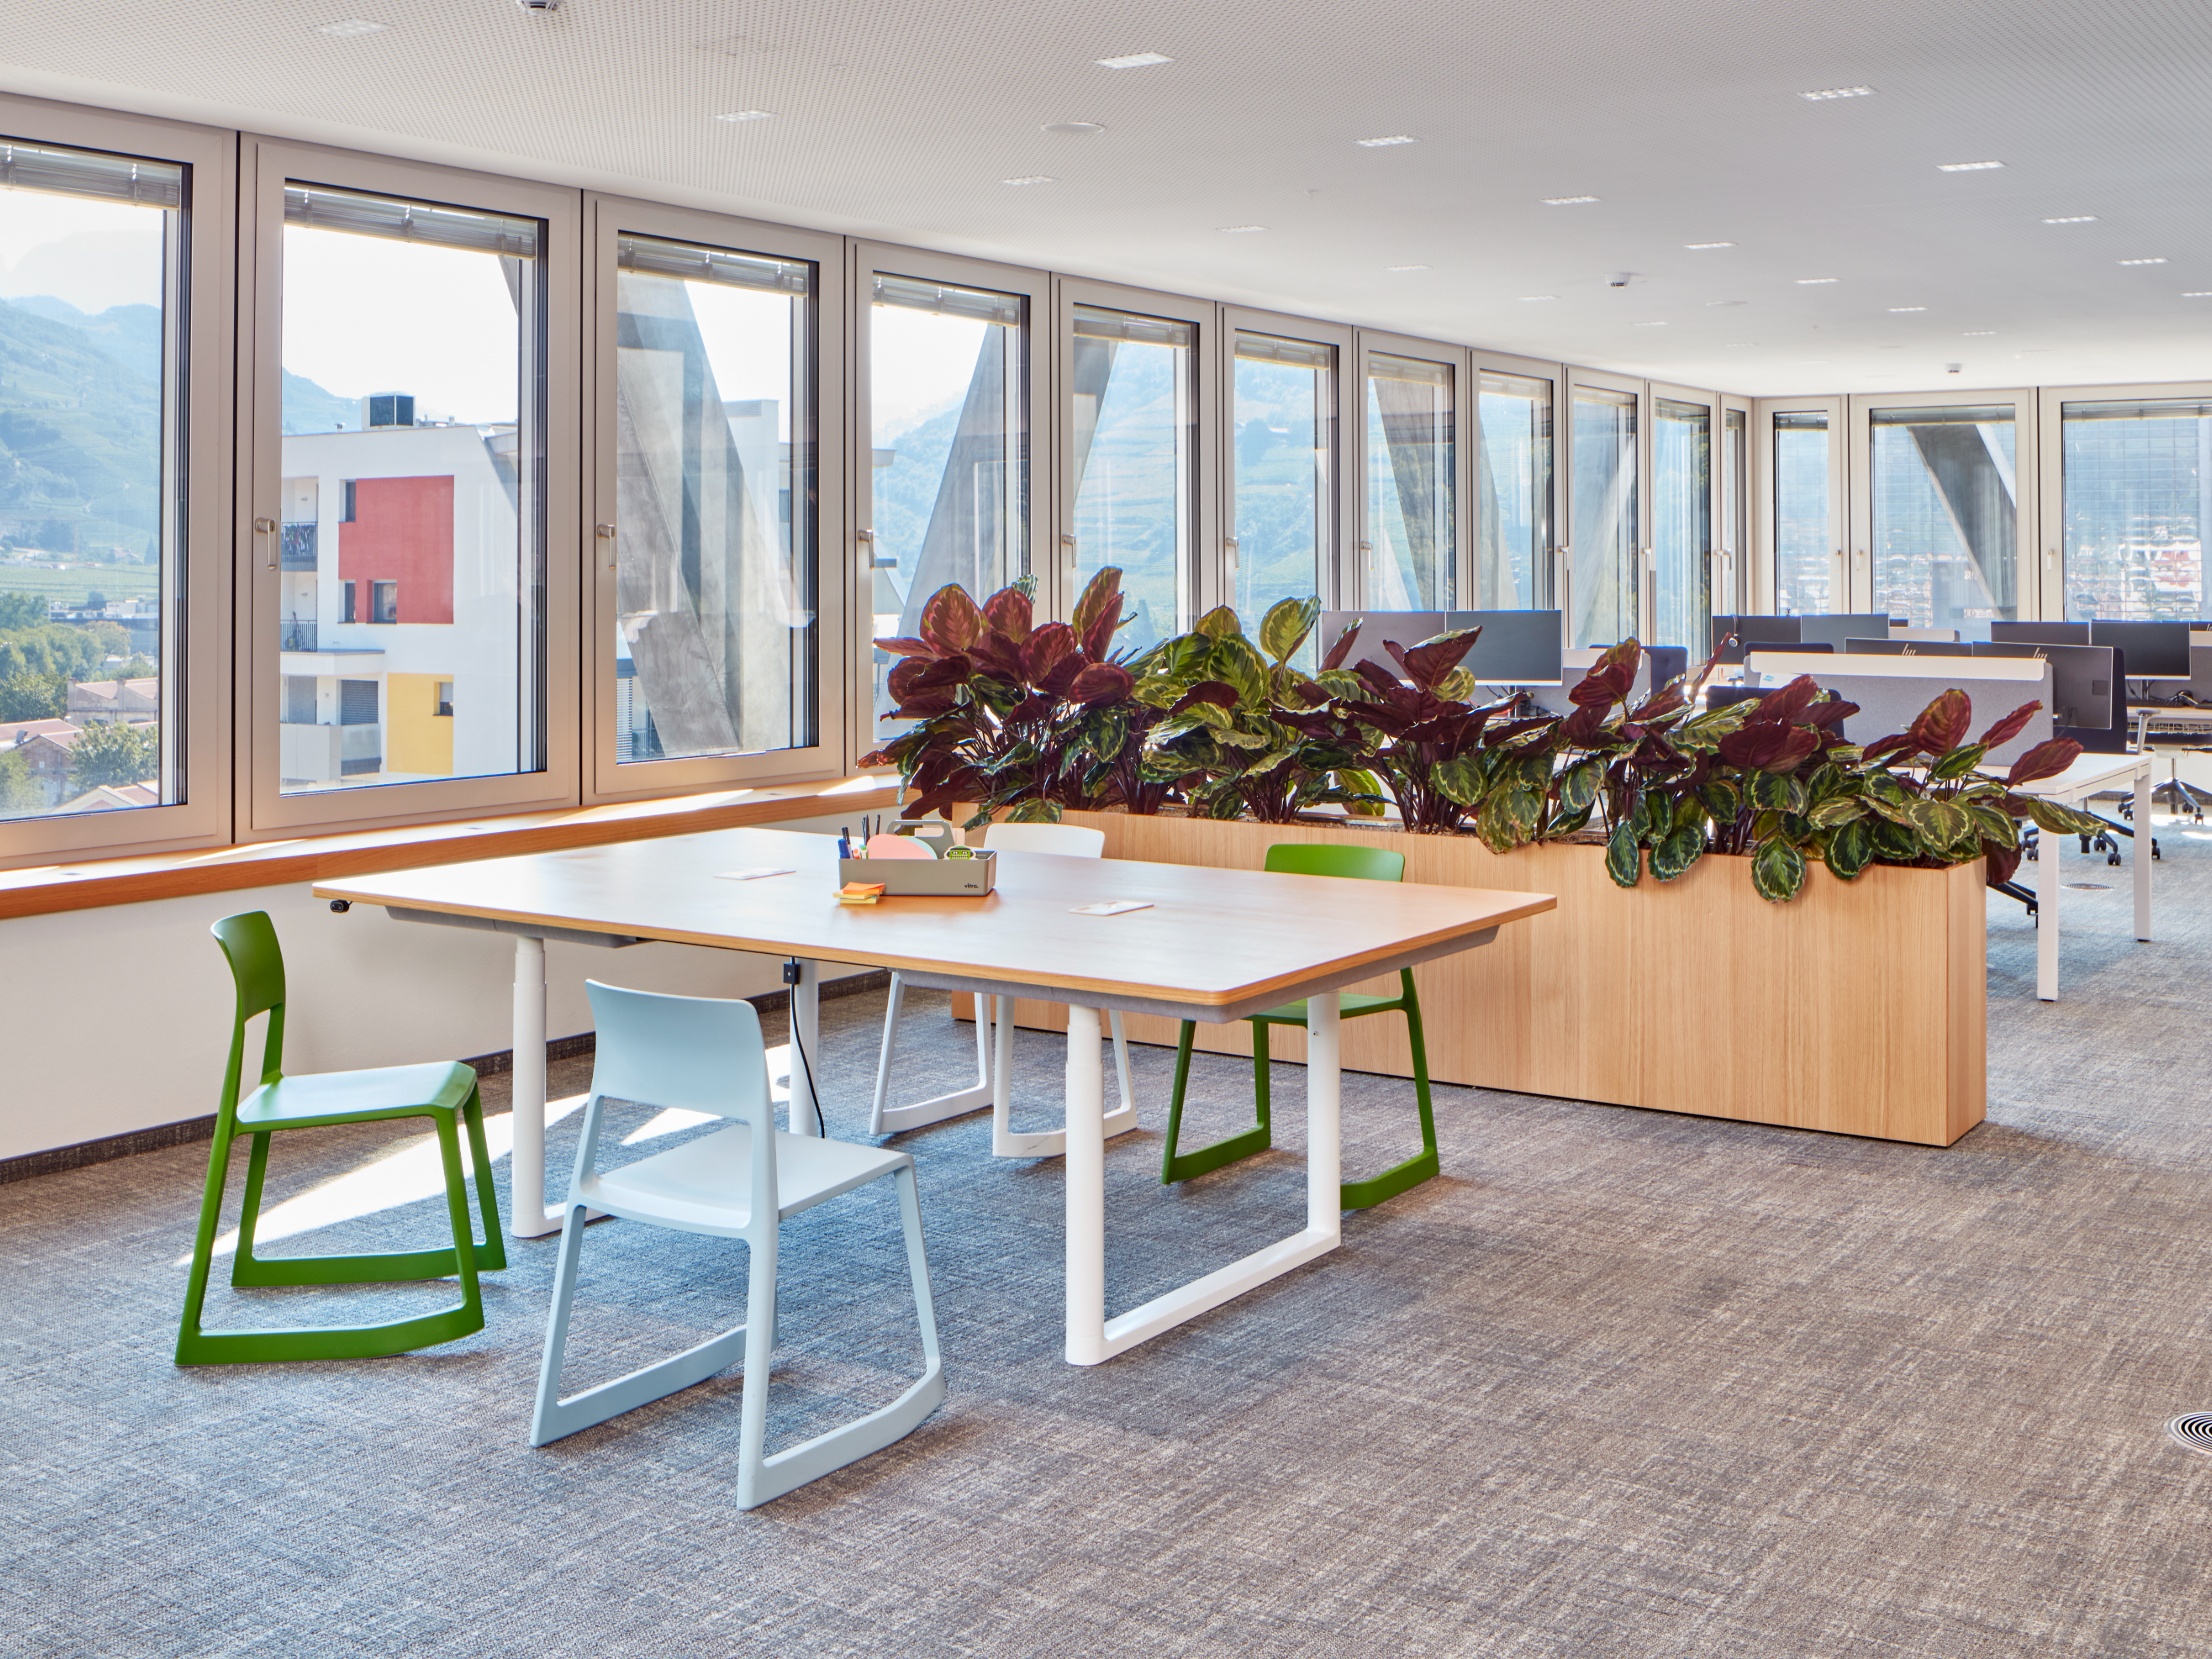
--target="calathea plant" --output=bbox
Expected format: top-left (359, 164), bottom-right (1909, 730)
top-left (862, 568), bottom-right (1136, 825)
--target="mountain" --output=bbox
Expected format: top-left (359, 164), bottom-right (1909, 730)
top-left (0, 298), bottom-right (162, 554)
top-left (6, 296), bottom-right (163, 386)
top-left (283, 370), bottom-right (357, 433)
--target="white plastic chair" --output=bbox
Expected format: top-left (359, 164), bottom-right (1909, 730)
top-left (531, 980), bottom-right (944, 1510)
top-left (868, 821), bottom-right (1137, 1158)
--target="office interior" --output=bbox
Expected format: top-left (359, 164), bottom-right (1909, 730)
top-left (8, 1), bottom-right (2212, 1653)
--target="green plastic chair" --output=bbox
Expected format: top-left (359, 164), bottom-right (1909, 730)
top-left (1159, 842), bottom-right (1438, 1210)
top-left (175, 911), bottom-right (507, 1365)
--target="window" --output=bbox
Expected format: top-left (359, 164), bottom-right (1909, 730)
top-left (0, 136), bottom-right (181, 825)
top-left (274, 179), bottom-right (548, 796)
top-left (1230, 332), bottom-right (1332, 655)
top-left (435, 679), bottom-right (454, 717)
top-left (2058, 398), bottom-right (2212, 620)
top-left (867, 272), bottom-right (1025, 719)
top-left (608, 233), bottom-right (817, 766)
top-left (1477, 372), bottom-right (1551, 609)
top-left (1569, 386), bottom-right (1639, 647)
top-left (341, 580), bottom-right (356, 623)
top-left (1068, 304), bottom-right (1196, 649)
top-left (1720, 406), bottom-right (1747, 618)
top-left (1365, 353), bottom-right (1455, 609)
top-left (1774, 411), bottom-right (1832, 614)
top-left (1868, 404), bottom-right (2018, 629)
top-left (1651, 398), bottom-right (1711, 651)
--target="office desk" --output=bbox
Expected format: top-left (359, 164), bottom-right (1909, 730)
top-left (317, 827), bottom-right (1552, 1364)
top-left (2006, 753), bottom-right (2154, 1001)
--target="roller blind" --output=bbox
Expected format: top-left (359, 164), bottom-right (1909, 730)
top-left (618, 233), bottom-right (809, 294)
top-left (874, 273), bottom-right (1020, 325)
top-left (286, 183), bottom-right (539, 258)
top-left (1074, 304), bottom-right (1192, 348)
top-left (0, 138), bottom-right (181, 207)
top-left (1235, 332), bottom-right (1331, 369)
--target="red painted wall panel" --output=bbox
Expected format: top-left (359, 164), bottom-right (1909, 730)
top-left (339, 476), bottom-right (454, 625)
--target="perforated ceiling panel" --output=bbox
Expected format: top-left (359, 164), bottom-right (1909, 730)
top-left (3, 0), bottom-right (2211, 394)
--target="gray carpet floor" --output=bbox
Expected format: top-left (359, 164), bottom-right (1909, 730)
top-left (8, 816), bottom-right (2212, 1657)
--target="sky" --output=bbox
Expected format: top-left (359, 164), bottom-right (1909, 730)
top-left (0, 188), bottom-right (165, 311)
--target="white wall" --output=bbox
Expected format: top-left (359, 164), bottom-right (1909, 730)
top-left (0, 812), bottom-right (869, 1161)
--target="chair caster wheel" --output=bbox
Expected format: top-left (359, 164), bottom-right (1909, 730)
top-left (2107, 853), bottom-right (2122, 867)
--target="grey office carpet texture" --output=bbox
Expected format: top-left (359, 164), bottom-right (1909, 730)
top-left (10, 827), bottom-right (2212, 1659)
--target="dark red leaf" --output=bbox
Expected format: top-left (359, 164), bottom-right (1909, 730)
top-left (2006, 736), bottom-right (2082, 785)
top-left (1570, 640), bottom-right (1641, 706)
top-left (874, 636), bottom-right (935, 660)
top-left (1066, 663), bottom-right (1135, 706)
top-left (1752, 674), bottom-right (1822, 727)
top-left (1979, 699), bottom-right (2042, 751)
top-left (1397, 628), bottom-right (1480, 692)
top-left (982, 586), bottom-right (1033, 644)
top-left (1168, 681), bottom-right (1239, 717)
top-left (1560, 701), bottom-right (1610, 744)
top-left (1802, 695), bottom-right (1859, 730)
top-left (1320, 621), bottom-right (1363, 672)
top-left (1862, 732), bottom-right (1919, 763)
top-left (1906, 688), bottom-right (1972, 757)
top-left (1718, 722), bottom-right (1820, 773)
top-left (1021, 622), bottom-right (1077, 685)
top-left (1072, 568), bottom-right (1124, 661)
top-left (1983, 839), bottom-right (2022, 886)
top-left (919, 584), bottom-right (985, 655)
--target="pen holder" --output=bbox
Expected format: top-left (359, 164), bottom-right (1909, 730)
top-left (839, 848), bottom-right (998, 897)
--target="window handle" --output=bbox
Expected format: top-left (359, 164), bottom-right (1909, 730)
top-left (596, 522), bottom-right (616, 570)
top-left (255, 517), bottom-right (277, 569)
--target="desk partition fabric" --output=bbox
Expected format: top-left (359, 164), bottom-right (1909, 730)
top-left (317, 827), bottom-right (1552, 1364)
top-left (1743, 652), bottom-right (2055, 767)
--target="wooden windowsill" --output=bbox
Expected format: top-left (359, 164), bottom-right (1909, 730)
top-left (0, 776), bottom-right (900, 921)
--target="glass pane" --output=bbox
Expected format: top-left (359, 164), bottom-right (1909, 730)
top-left (1365, 353), bottom-right (1455, 608)
top-left (610, 235), bottom-right (815, 765)
top-left (1477, 371), bottom-right (1551, 609)
top-left (1569, 388), bottom-right (1638, 647)
top-left (1652, 397), bottom-right (1710, 651)
top-left (0, 138), bottom-right (180, 823)
top-left (1232, 332), bottom-right (1330, 660)
top-left (278, 186), bottom-right (546, 792)
top-left (870, 274), bottom-right (1025, 721)
top-left (1869, 404), bottom-right (2017, 630)
top-left (2059, 399), bottom-right (2212, 621)
top-left (1720, 408), bottom-right (1746, 618)
top-left (1774, 411), bottom-right (1831, 614)
top-left (1070, 305), bottom-right (1194, 650)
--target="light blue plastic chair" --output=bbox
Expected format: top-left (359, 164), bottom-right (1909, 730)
top-left (530, 981), bottom-right (945, 1509)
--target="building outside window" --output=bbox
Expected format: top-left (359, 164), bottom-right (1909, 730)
top-left (1230, 332), bottom-right (1331, 661)
top-left (276, 183), bottom-right (544, 793)
top-left (1365, 353), bottom-right (1455, 610)
top-left (1651, 397), bottom-right (1711, 651)
top-left (1774, 411), bottom-right (1832, 614)
top-left (1570, 386), bottom-right (1638, 647)
top-left (0, 137), bottom-right (181, 822)
top-left (1868, 405), bottom-right (2017, 630)
top-left (1477, 372), bottom-right (1551, 610)
top-left (1068, 304), bottom-right (1196, 650)
top-left (2058, 398), bottom-right (2212, 620)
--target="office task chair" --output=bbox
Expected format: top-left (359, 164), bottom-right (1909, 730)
top-left (176, 910), bottom-right (505, 1365)
top-left (1158, 842), bottom-right (1437, 1210)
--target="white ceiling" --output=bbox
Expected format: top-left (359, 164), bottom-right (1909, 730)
top-left (5, 0), bottom-right (2212, 399)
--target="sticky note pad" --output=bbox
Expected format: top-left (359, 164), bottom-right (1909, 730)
top-left (1070, 901), bottom-right (1153, 917)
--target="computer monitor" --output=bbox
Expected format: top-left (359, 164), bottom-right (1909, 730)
top-left (1843, 638), bottom-right (1974, 657)
top-left (1972, 641), bottom-right (2114, 730)
top-left (1443, 610), bottom-right (1565, 684)
top-left (1796, 614), bottom-right (1896, 650)
top-left (1316, 611), bottom-right (1448, 677)
top-left (1989, 620), bottom-right (2091, 647)
top-left (2089, 620), bottom-right (2191, 678)
top-left (1710, 615), bottom-right (1800, 664)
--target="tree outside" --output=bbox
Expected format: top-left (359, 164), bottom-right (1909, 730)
top-left (0, 672), bottom-right (65, 722)
top-left (68, 720), bottom-right (157, 793)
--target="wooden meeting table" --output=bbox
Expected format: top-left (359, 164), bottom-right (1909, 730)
top-left (316, 826), bottom-right (1553, 1365)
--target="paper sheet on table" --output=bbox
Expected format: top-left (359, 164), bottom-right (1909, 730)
top-left (1069, 901), bottom-right (1153, 917)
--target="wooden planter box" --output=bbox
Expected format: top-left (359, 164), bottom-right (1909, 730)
top-left (959, 811), bottom-right (1986, 1147)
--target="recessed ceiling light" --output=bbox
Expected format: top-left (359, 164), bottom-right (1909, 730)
top-left (1938, 160), bottom-right (2005, 172)
top-left (1540, 195), bottom-right (1599, 206)
top-left (1002, 175), bottom-right (1055, 186)
top-left (1383, 264), bottom-right (1428, 271)
top-left (1706, 299), bottom-right (1747, 307)
top-left (2042, 215), bottom-right (2098, 224)
top-left (1218, 224), bottom-right (1266, 233)
top-left (1796, 277), bottom-right (1839, 285)
top-left (1631, 321), bottom-right (1668, 327)
top-left (1518, 295), bottom-right (1557, 302)
top-left (315, 17), bottom-right (388, 35)
top-left (2185, 292), bottom-right (2212, 298)
top-left (714, 110), bottom-right (773, 123)
top-left (1356, 134), bottom-right (1417, 147)
top-left (1799, 359), bottom-right (1831, 364)
top-left (1799, 85), bottom-right (1875, 100)
top-left (1887, 306), bottom-right (1928, 312)
top-left (1041, 121), bottom-right (1108, 136)
top-left (1963, 330), bottom-right (1997, 336)
top-left (1684, 241), bottom-right (1735, 249)
top-left (1094, 52), bottom-right (1171, 68)
top-left (2119, 257), bottom-right (2168, 265)
top-left (1723, 342), bottom-right (1755, 348)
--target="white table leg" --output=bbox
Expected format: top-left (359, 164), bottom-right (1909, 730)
top-left (2037, 805), bottom-right (2062, 1003)
top-left (510, 934), bottom-right (562, 1238)
top-left (1063, 1007), bottom-right (1108, 1366)
top-left (1065, 993), bottom-right (1344, 1367)
top-left (2135, 765), bottom-right (2154, 942)
top-left (789, 958), bottom-right (821, 1138)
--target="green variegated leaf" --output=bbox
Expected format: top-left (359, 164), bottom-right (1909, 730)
top-left (1698, 779), bottom-right (1742, 823)
top-left (1651, 823), bottom-right (1706, 882)
top-left (1747, 770), bottom-right (1804, 814)
top-left (1866, 770), bottom-right (1914, 809)
top-left (1194, 605), bottom-right (1242, 640)
top-left (1929, 742), bottom-right (1990, 781)
top-left (1558, 756), bottom-right (1603, 814)
top-left (1870, 817), bottom-right (1920, 861)
top-left (1750, 838), bottom-right (1807, 903)
top-left (1673, 793), bottom-right (1707, 832)
top-left (1212, 636), bottom-right (1270, 705)
top-left (1212, 726), bottom-right (1272, 750)
top-left (1965, 802), bottom-right (2018, 847)
top-left (1432, 755), bottom-right (1488, 807)
top-left (1257, 595), bottom-right (1320, 665)
top-left (2021, 795), bottom-right (2106, 837)
top-left (1906, 796), bottom-right (1974, 848)
top-left (1808, 798), bottom-right (1866, 829)
top-left (1822, 816), bottom-right (1875, 880)
top-left (1547, 799), bottom-right (1596, 839)
top-left (1606, 820), bottom-right (1642, 888)
top-left (1005, 798), bottom-right (1063, 823)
